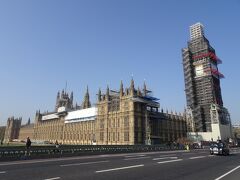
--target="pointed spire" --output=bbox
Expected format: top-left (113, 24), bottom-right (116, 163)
top-left (130, 78), bottom-right (135, 96)
top-left (70, 91), bottom-right (73, 101)
top-left (56, 91), bottom-right (60, 103)
top-left (56, 91), bottom-right (60, 111)
top-left (130, 78), bottom-right (134, 89)
top-left (143, 81), bottom-right (147, 96)
top-left (85, 86), bottom-right (89, 100)
top-left (27, 118), bottom-right (30, 125)
top-left (86, 85), bottom-right (89, 94)
top-left (82, 86), bottom-right (91, 109)
top-left (120, 80), bottom-right (123, 97)
top-left (98, 88), bottom-right (102, 102)
top-left (106, 85), bottom-right (110, 100)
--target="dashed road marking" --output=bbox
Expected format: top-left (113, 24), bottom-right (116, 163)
top-left (153, 157), bottom-right (178, 161)
top-left (189, 156), bottom-right (206, 160)
top-left (44, 177), bottom-right (61, 180)
top-left (60, 160), bottom-right (109, 167)
top-left (157, 159), bottom-right (183, 164)
top-left (124, 156), bottom-right (150, 161)
top-left (124, 154), bottom-right (146, 158)
top-left (0, 171), bottom-right (6, 174)
top-left (215, 165), bottom-right (240, 180)
top-left (96, 164), bottom-right (144, 173)
top-left (158, 154), bottom-right (177, 157)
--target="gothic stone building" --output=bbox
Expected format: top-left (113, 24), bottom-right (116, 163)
top-left (18, 119), bottom-right (34, 142)
top-left (33, 80), bottom-right (187, 145)
top-left (2, 117), bottom-right (34, 143)
top-left (3, 117), bottom-right (22, 143)
top-left (0, 126), bottom-right (6, 142)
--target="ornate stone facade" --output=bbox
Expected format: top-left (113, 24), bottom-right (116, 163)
top-left (3, 117), bottom-right (22, 143)
top-left (33, 81), bottom-right (187, 145)
top-left (0, 126), bottom-right (6, 142)
top-left (18, 119), bottom-right (34, 141)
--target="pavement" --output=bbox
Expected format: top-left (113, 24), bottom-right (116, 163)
top-left (0, 148), bottom-right (240, 180)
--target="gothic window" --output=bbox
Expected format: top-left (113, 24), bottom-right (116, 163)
top-left (113, 118), bottom-right (115, 127)
top-left (100, 132), bottom-right (104, 141)
top-left (117, 132), bottom-right (120, 141)
top-left (117, 118), bottom-right (120, 127)
top-left (124, 101), bottom-right (129, 111)
top-left (124, 116), bottom-right (129, 127)
top-left (109, 99), bottom-right (120, 112)
top-left (113, 132), bottom-right (115, 141)
top-left (124, 132), bottom-right (129, 141)
top-left (100, 119), bottom-right (104, 129)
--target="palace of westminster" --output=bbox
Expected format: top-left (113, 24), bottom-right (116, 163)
top-left (0, 23), bottom-right (232, 145)
top-left (1, 80), bottom-right (190, 145)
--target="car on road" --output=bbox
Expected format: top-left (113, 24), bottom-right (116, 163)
top-left (210, 142), bottom-right (230, 156)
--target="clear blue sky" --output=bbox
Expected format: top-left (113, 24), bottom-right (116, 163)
top-left (0, 0), bottom-right (239, 126)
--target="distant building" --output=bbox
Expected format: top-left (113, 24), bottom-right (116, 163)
top-left (232, 125), bottom-right (240, 145)
top-left (18, 118), bottom-right (34, 142)
top-left (0, 126), bottom-right (6, 142)
top-left (3, 117), bottom-right (22, 143)
top-left (182, 23), bottom-right (232, 141)
top-left (34, 80), bottom-right (187, 145)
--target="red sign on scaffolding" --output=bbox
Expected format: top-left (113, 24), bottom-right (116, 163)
top-left (192, 52), bottom-right (222, 64)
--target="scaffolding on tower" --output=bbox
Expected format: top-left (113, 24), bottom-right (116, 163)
top-left (192, 52), bottom-right (222, 64)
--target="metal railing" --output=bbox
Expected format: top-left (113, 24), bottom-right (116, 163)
top-left (0, 144), bottom-right (185, 161)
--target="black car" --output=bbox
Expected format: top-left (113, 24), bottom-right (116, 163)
top-left (210, 142), bottom-right (230, 155)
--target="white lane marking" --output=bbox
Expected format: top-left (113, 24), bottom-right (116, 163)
top-left (157, 159), bottom-right (183, 164)
top-left (215, 165), bottom-right (240, 180)
top-left (0, 157), bottom-right (86, 166)
top-left (125, 154), bottom-right (146, 158)
top-left (153, 157), bottom-right (178, 161)
top-left (96, 164), bottom-right (144, 173)
top-left (124, 156), bottom-right (150, 161)
top-left (189, 156), bottom-right (206, 160)
top-left (158, 154), bottom-right (177, 157)
top-left (44, 177), bottom-right (61, 180)
top-left (183, 152), bottom-right (195, 155)
top-left (0, 171), bottom-right (6, 174)
top-left (60, 160), bottom-right (109, 167)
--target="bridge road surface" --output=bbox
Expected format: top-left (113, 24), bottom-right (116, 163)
top-left (0, 148), bottom-right (240, 180)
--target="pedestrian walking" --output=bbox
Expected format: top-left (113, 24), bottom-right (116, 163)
top-left (25, 137), bottom-right (31, 156)
top-left (55, 140), bottom-right (60, 153)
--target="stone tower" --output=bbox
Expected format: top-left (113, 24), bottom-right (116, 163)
top-left (82, 86), bottom-right (91, 109)
top-left (3, 117), bottom-right (22, 143)
top-left (182, 23), bottom-right (231, 140)
top-left (55, 90), bottom-right (73, 111)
